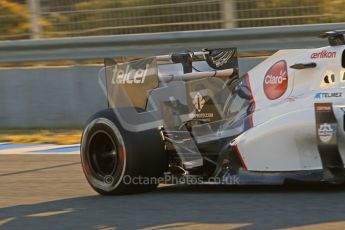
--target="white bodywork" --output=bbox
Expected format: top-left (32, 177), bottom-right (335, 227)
top-left (235, 45), bottom-right (345, 171)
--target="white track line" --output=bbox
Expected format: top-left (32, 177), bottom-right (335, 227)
top-left (0, 144), bottom-right (80, 155)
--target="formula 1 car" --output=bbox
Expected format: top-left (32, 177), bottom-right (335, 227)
top-left (81, 30), bottom-right (345, 195)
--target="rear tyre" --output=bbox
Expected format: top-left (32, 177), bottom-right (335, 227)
top-left (80, 108), bottom-right (167, 195)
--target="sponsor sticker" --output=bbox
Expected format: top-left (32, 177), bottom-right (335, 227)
top-left (318, 123), bottom-right (336, 143)
top-left (315, 104), bottom-right (332, 111)
top-left (194, 113), bottom-right (214, 119)
top-left (310, 50), bottom-right (336, 59)
top-left (193, 92), bottom-right (205, 112)
top-left (111, 58), bottom-right (156, 85)
top-left (263, 60), bottom-right (288, 100)
top-left (314, 92), bottom-right (342, 100)
top-left (112, 64), bottom-right (149, 84)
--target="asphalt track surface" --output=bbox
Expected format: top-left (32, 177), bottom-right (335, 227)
top-left (2, 154), bottom-right (345, 229)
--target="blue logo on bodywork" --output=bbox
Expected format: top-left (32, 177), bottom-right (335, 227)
top-left (314, 92), bottom-right (342, 100)
top-left (314, 93), bottom-right (321, 100)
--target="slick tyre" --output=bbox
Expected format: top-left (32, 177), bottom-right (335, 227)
top-left (80, 108), bottom-right (167, 195)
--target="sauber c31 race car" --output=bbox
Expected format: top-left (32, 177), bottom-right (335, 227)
top-left (81, 30), bottom-right (345, 195)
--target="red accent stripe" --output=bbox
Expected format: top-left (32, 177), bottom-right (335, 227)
top-left (82, 161), bottom-right (90, 176)
top-left (245, 73), bottom-right (256, 128)
top-left (235, 145), bottom-right (247, 170)
top-left (249, 114), bottom-right (254, 128)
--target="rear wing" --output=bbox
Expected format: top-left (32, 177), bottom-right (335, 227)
top-left (102, 48), bottom-right (238, 109)
top-left (104, 48), bottom-right (238, 73)
top-left (320, 30), bottom-right (345, 46)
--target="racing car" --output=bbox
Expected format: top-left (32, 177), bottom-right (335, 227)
top-left (81, 30), bottom-right (345, 195)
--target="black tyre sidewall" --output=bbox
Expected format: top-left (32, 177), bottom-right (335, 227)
top-left (81, 109), bottom-right (167, 195)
